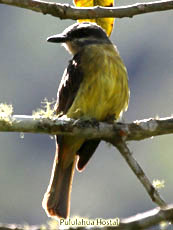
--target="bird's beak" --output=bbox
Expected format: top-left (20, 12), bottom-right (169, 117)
top-left (47, 34), bottom-right (67, 43)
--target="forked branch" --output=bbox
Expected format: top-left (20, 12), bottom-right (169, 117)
top-left (0, 114), bottom-right (172, 211)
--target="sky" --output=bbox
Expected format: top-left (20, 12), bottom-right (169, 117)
top-left (0, 0), bottom-right (172, 226)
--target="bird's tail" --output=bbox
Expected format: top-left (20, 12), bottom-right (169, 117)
top-left (42, 142), bottom-right (77, 219)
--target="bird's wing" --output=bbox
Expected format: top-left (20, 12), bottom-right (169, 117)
top-left (55, 52), bottom-right (84, 115)
top-left (55, 51), bottom-right (100, 171)
top-left (77, 139), bottom-right (100, 171)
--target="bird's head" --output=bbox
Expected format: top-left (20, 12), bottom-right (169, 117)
top-left (47, 22), bottom-right (111, 55)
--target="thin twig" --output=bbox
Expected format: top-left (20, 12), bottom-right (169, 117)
top-left (111, 139), bottom-right (167, 208)
top-left (116, 205), bottom-right (173, 230)
top-left (0, 0), bottom-right (173, 19)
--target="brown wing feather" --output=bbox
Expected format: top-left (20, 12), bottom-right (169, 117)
top-left (55, 52), bottom-right (84, 115)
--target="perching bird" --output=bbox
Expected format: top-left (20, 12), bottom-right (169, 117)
top-left (42, 22), bottom-right (130, 219)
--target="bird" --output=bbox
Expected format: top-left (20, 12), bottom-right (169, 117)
top-left (42, 22), bottom-right (130, 219)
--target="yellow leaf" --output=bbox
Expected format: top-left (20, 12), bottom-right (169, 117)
top-left (74, 0), bottom-right (114, 36)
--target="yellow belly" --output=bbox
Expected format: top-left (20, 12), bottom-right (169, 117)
top-left (67, 44), bottom-right (129, 121)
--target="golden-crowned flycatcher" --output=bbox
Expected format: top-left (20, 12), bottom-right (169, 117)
top-left (42, 22), bottom-right (129, 219)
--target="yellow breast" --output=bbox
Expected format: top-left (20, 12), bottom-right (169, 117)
top-left (67, 44), bottom-right (129, 121)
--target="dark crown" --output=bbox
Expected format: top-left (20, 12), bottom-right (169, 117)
top-left (63, 22), bottom-right (109, 41)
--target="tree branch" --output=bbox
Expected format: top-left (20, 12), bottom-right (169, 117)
top-left (0, 205), bottom-right (173, 230)
top-left (0, 0), bottom-right (173, 19)
top-left (0, 115), bottom-right (172, 141)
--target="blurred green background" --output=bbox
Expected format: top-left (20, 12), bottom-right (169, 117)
top-left (0, 0), bottom-right (172, 225)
